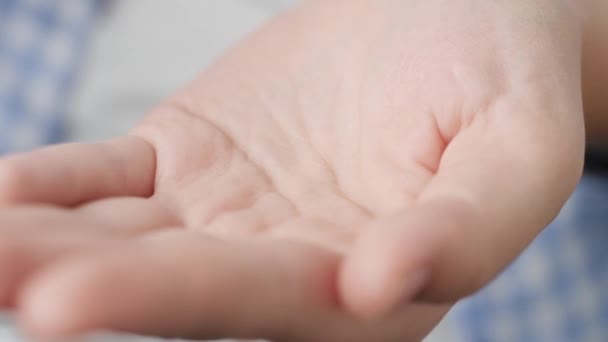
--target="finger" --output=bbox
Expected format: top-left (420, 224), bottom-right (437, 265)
top-left (341, 99), bottom-right (585, 318)
top-left (0, 208), bottom-right (117, 307)
top-left (76, 196), bottom-right (180, 233)
top-left (17, 232), bottom-right (450, 342)
top-left (0, 136), bottom-right (156, 206)
top-left (17, 232), bottom-right (338, 340)
top-left (0, 230), bottom-right (120, 308)
top-left (0, 200), bottom-right (177, 307)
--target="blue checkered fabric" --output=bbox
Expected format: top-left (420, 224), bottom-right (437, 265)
top-left (0, 0), bottom-right (100, 154)
top-left (448, 167), bottom-right (608, 342)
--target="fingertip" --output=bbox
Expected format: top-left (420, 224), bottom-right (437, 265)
top-left (339, 229), bottom-right (389, 320)
top-left (341, 198), bottom-right (497, 317)
top-left (17, 260), bottom-right (112, 339)
top-left (339, 225), bottom-right (432, 321)
top-left (18, 280), bottom-right (76, 339)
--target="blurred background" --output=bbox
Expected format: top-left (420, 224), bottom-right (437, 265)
top-left (2, 1), bottom-right (608, 341)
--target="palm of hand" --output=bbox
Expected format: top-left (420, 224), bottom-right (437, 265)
top-left (0, 1), bottom-right (583, 341)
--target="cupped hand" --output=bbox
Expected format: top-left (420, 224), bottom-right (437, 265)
top-left (0, 0), bottom-right (585, 341)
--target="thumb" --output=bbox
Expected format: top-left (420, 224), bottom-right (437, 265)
top-left (339, 99), bottom-right (585, 319)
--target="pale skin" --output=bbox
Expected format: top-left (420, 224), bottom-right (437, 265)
top-left (0, 0), bottom-right (605, 341)
top-left (581, 0), bottom-right (608, 148)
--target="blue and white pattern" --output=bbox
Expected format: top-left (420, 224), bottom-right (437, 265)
top-left (0, 0), bottom-right (100, 154)
top-left (449, 166), bottom-right (608, 342)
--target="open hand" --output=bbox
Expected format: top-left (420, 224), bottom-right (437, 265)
top-left (0, 0), bottom-right (585, 341)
